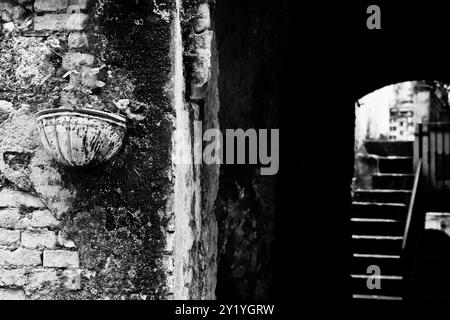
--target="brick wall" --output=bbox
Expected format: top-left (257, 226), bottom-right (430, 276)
top-left (0, 0), bottom-right (89, 300)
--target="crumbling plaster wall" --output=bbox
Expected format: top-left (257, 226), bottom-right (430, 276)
top-left (0, 0), bottom-right (219, 300)
top-left (170, 0), bottom-right (218, 299)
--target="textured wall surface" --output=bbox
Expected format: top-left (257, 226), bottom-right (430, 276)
top-left (171, 0), bottom-right (218, 299)
top-left (0, 0), bottom-right (87, 300)
top-left (0, 0), bottom-right (219, 300)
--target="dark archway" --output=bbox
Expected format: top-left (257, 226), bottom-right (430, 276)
top-left (293, 1), bottom-right (450, 310)
top-left (214, 0), bottom-right (286, 300)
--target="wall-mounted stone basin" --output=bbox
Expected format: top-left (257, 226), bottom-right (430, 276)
top-left (36, 108), bottom-right (126, 167)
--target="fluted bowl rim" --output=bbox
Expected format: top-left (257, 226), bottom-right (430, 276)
top-left (36, 108), bottom-right (127, 127)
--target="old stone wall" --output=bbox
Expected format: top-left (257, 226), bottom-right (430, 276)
top-left (171, 0), bottom-right (218, 299)
top-left (0, 0), bottom-right (88, 300)
top-left (0, 0), bottom-right (219, 300)
top-left (0, 0), bottom-right (171, 300)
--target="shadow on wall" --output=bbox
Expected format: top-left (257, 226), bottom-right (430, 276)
top-left (414, 230), bottom-right (450, 302)
top-left (214, 0), bottom-right (287, 300)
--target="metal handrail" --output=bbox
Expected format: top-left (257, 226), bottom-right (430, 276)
top-left (402, 160), bottom-right (422, 250)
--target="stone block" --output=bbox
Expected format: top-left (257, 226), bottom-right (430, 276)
top-left (194, 3), bottom-right (210, 33)
top-left (34, 0), bottom-right (68, 12)
top-left (22, 230), bottom-right (56, 249)
top-left (0, 248), bottom-right (42, 266)
top-left (0, 229), bottom-right (20, 246)
top-left (57, 231), bottom-right (76, 248)
top-left (18, 0), bottom-right (33, 5)
top-left (43, 250), bottom-right (79, 268)
top-left (0, 209), bottom-right (20, 229)
top-left (62, 269), bottom-right (81, 290)
top-left (0, 189), bottom-right (45, 209)
top-left (30, 210), bottom-right (59, 228)
top-left (0, 288), bottom-right (25, 300)
top-left (27, 269), bottom-right (59, 290)
top-left (0, 100), bottom-right (14, 113)
top-left (0, 269), bottom-right (26, 287)
top-left (62, 52), bottom-right (95, 70)
top-left (68, 32), bottom-right (88, 49)
top-left (69, 0), bottom-right (88, 10)
top-left (34, 13), bottom-right (88, 31)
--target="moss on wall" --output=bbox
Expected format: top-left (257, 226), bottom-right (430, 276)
top-left (55, 0), bottom-right (176, 299)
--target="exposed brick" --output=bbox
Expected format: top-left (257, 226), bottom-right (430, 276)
top-left (0, 100), bottom-right (13, 113)
top-left (0, 269), bottom-right (26, 287)
top-left (0, 209), bottom-right (20, 229)
top-left (0, 229), bottom-right (20, 246)
top-left (68, 32), bottom-right (88, 49)
top-left (69, 0), bottom-right (88, 9)
top-left (43, 250), bottom-right (79, 268)
top-left (62, 269), bottom-right (81, 290)
top-left (34, 13), bottom-right (88, 31)
top-left (66, 13), bottom-right (88, 30)
top-left (2, 22), bottom-right (14, 33)
top-left (62, 52), bottom-right (95, 70)
top-left (57, 231), bottom-right (76, 248)
top-left (34, 0), bottom-right (68, 12)
top-left (30, 210), bottom-right (59, 228)
top-left (14, 219), bottom-right (29, 230)
top-left (0, 288), bottom-right (25, 300)
top-left (194, 3), bottom-right (211, 33)
top-left (22, 231), bottom-right (56, 249)
top-left (16, 210), bottom-right (58, 230)
top-left (0, 248), bottom-right (41, 266)
top-left (27, 269), bottom-right (59, 291)
top-left (0, 189), bottom-right (45, 209)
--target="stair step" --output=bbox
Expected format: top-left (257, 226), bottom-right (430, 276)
top-left (378, 157), bottom-right (413, 174)
top-left (351, 274), bottom-right (403, 280)
top-left (363, 140), bottom-right (413, 157)
top-left (352, 235), bottom-right (403, 254)
top-left (352, 235), bottom-right (403, 240)
top-left (351, 218), bottom-right (401, 223)
top-left (351, 218), bottom-right (404, 236)
top-left (353, 253), bottom-right (401, 259)
top-left (372, 173), bottom-right (415, 190)
top-left (353, 189), bottom-right (412, 205)
top-left (352, 253), bottom-right (403, 275)
top-left (352, 202), bottom-right (407, 220)
top-left (352, 294), bottom-right (404, 301)
top-left (351, 274), bottom-right (404, 295)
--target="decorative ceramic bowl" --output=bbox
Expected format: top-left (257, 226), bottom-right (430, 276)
top-left (36, 108), bottom-right (126, 166)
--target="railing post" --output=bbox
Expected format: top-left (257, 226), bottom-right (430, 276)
top-left (414, 123), bottom-right (422, 171)
top-left (402, 160), bottom-right (422, 250)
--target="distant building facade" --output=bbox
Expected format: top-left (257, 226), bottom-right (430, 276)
top-left (389, 102), bottom-right (415, 141)
top-left (389, 82), bottom-right (416, 141)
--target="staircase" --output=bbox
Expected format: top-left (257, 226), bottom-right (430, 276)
top-left (351, 140), bottom-right (414, 302)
